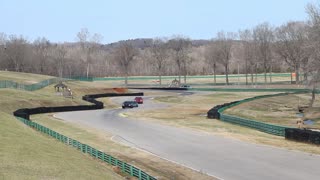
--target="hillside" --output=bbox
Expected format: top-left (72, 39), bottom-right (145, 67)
top-left (0, 72), bottom-right (121, 179)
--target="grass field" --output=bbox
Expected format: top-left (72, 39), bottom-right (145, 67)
top-left (0, 84), bottom-right (123, 179)
top-left (0, 71), bottom-right (55, 84)
top-left (224, 93), bottom-right (320, 129)
top-left (98, 73), bottom-right (296, 88)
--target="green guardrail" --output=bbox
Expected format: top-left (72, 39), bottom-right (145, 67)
top-left (219, 113), bottom-right (288, 136)
top-left (0, 78), bottom-right (60, 91)
top-left (190, 88), bottom-right (310, 93)
top-left (217, 93), bottom-right (298, 136)
top-left (16, 117), bottom-right (156, 180)
top-left (71, 73), bottom-right (292, 82)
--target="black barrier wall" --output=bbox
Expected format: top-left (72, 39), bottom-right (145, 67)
top-left (13, 92), bottom-right (143, 120)
top-left (207, 101), bottom-right (239, 119)
top-left (129, 87), bottom-right (188, 91)
top-left (285, 128), bottom-right (320, 145)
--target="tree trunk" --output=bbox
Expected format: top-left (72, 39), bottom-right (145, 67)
top-left (269, 64), bottom-right (272, 83)
top-left (304, 72), bottom-right (308, 84)
top-left (159, 75), bottom-right (162, 86)
top-left (86, 63), bottom-right (90, 78)
top-left (264, 67), bottom-right (267, 84)
top-left (124, 66), bottom-right (128, 86)
top-left (225, 65), bottom-right (229, 85)
top-left (295, 65), bottom-right (300, 84)
top-left (245, 60), bottom-right (248, 85)
top-left (213, 63), bottom-right (217, 85)
top-left (178, 67), bottom-right (181, 84)
top-left (125, 73), bottom-right (128, 86)
top-left (251, 65), bottom-right (254, 85)
top-left (309, 84), bottom-right (316, 107)
top-left (255, 65), bottom-right (258, 86)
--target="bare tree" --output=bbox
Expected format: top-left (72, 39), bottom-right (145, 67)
top-left (274, 21), bottom-right (309, 84)
top-left (204, 41), bottom-right (220, 85)
top-left (168, 36), bottom-right (191, 84)
top-left (150, 38), bottom-right (169, 86)
top-left (33, 37), bottom-right (50, 74)
top-left (0, 33), bottom-right (7, 69)
top-left (215, 31), bottom-right (235, 85)
top-left (76, 28), bottom-right (103, 78)
top-left (114, 42), bottom-right (138, 86)
top-left (5, 35), bottom-right (28, 72)
top-left (306, 3), bottom-right (320, 106)
top-left (53, 44), bottom-right (67, 78)
top-left (239, 29), bottom-right (257, 85)
top-left (253, 23), bottom-right (274, 83)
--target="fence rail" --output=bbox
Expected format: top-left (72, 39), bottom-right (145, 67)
top-left (16, 117), bottom-right (156, 180)
top-left (214, 93), bottom-right (298, 136)
top-left (0, 78), bottom-right (60, 91)
top-left (69, 73), bottom-right (292, 82)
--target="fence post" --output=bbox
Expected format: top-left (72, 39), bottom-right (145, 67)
top-left (130, 166), bottom-right (133, 176)
top-left (122, 162), bottom-right (125, 172)
top-left (139, 169), bottom-right (142, 179)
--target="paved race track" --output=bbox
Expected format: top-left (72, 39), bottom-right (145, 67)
top-left (55, 93), bottom-right (320, 180)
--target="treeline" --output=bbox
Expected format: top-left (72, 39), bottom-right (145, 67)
top-left (0, 3), bottom-right (320, 89)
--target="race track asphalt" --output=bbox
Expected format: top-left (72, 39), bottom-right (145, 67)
top-left (54, 93), bottom-right (320, 180)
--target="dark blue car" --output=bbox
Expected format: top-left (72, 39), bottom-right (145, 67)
top-left (122, 101), bottom-right (139, 109)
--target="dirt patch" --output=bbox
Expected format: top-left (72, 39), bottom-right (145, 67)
top-left (113, 88), bottom-right (128, 93)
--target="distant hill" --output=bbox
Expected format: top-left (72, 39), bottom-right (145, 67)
top-left (102, 38), bottom-right (211, 50)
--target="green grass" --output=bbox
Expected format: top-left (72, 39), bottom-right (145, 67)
top-left (0, 112), bottom-right (121, 180)
top-left (0, 72), bottom-right (122, 179)
top-left (0, 71), bottom-right (55, 84)
top-left (86, 73), bottom-right (294, 89)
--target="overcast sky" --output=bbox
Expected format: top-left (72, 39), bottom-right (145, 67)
top-left (1, 0), bottom-right (317, 43)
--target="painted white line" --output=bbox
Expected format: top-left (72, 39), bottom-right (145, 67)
top-left (118, 113), bottom-right (128, 118)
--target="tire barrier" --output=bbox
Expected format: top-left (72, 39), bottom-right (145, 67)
top-left (285, 128), bottom-right (320, 145)
top-left (207, 101), bottom-right (239, 119)
top-left (207, 93), bottom-right (295, 136)
top-left (129, 87), bottom-right (188, 91)
top-left (13, 92), bottom-right (143, 120)
top-left (13, 92), bottom-right (158, 180)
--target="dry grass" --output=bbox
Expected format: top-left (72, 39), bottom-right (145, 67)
top-left (0, 79), bottom-right (123, 179)
top-left (225, 93), bottom-right (320, 129)
top-left (90, 74), bottom-right (293, 88)
top-left (0, 70), bottom-right (55, 84)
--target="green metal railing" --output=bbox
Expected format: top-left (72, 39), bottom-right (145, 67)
top-left (191, 88), bottom-right (310, 93)
top-left (70, 73), bottom-right (292, 82)
top-left (217, 93), bottom-right (295, 136)
top-left (16, 117), bottom-right (156, 180)
top-left (0, 78), bottom-right (60, 91)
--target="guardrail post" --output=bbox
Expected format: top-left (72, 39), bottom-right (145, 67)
top-left (122, 162), bottom-right (125, 172)
top-left (130, 165), bottom-right (133, 176)
top-left (139, 169), bottom-right (142, 179)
